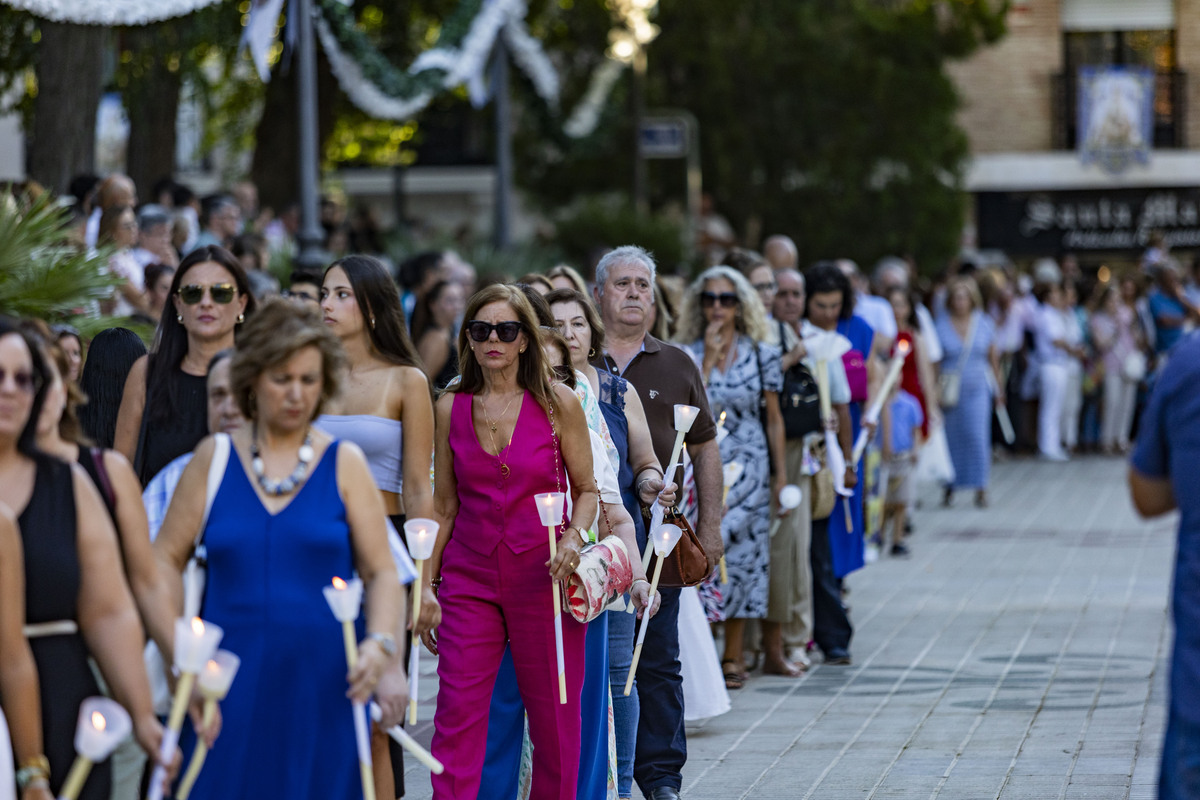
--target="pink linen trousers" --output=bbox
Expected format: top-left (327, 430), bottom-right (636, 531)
top-left (431, 391), bottom-right (587, 799)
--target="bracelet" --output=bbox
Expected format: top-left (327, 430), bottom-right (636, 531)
top-left (631, 578), bottom-right (650, 590)
top-left (16, 759), bottom-right (50, 790)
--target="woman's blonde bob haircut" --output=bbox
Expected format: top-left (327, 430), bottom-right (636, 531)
top-left (230, 297), bottom-right (347, 420)
top-left (452, 284), bottom-right (557, 414)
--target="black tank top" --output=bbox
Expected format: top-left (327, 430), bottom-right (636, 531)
top-left (18, 455), bottom-right (110, 800)
top-left (137, 366), bottom-right (208, 484)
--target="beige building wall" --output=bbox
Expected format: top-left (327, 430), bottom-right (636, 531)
top-left (1177, 0), bottom-right (1200, 148)
top-left (948, 0), bottom-right (1063, 153)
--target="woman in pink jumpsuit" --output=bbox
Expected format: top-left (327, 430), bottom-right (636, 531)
top-left (423, 284), bottom-right (598, 799)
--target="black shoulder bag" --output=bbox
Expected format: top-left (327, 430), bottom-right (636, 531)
top-left (775, 320), bottom-right (822, 440)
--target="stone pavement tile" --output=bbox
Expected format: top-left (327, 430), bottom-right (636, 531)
top-left (1000, 774), bottom-right (1069, 797)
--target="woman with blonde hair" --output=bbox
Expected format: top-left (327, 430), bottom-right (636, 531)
top-left (676, 266), bottom-right (789, 685)
top-left (935, 276), bottom-right (1004, 507)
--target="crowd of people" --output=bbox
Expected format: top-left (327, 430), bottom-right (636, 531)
top-left (0, 171), bottom-right (1194, 800)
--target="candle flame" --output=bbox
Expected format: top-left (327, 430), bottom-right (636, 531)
top-left (897, 340), bottom-right (911, 355)
top-left (332, 576), bottom-right (347, 590)
top-left (719, 411), bottom-right (726, 424)
top-left (92, 711), bottom-right (107, 731)
top-left (206, 659), bottom-right (221, 674)
top-left (190, 617), bottom-right (205, 636)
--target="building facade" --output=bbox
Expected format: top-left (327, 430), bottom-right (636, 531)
top-left (949, 0), bottom-right (1200, 262)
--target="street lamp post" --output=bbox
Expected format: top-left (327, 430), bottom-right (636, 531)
top-left (294, 0), bottom-right (326, 271)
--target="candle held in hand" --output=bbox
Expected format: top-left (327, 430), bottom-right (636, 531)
top-left (177, 650), bottom-right (242, 800)
top-left (625, 524), bottom-right (683, 695)
top-left (403, 518), bottom-right (440, 725)
top-left (534, 493), bottom-right (569, 704)
top-left (59, 698), bottom-right (131, 800)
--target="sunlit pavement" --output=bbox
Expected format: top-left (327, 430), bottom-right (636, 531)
top-left (403, 455), bottom-right (1173, 799)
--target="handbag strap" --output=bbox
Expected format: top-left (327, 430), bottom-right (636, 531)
top-left (194, 433), bottom-right (231, 552)
top-left (752, 336), bottom-right (768, 431)
top-left (952, 313), bottom-right (979, 375)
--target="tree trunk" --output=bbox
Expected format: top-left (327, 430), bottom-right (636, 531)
top-left (250, 45), bottom-right (338, 214)
top-left (125, 26), bottom-right (182, 199)
top-left (28, 22), bottom-right (108, 193)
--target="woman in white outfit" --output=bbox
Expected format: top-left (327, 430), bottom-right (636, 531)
top-left (1090, 286), bottom-right (1143, 454)
top-left (1035, 284), bottom-right (1084, 461)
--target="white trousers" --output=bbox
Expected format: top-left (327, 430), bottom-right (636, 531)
top-left (1060, 363), bottom-right (1082, 450)
top-left (1039, 362), bottom-right (1069, 457)
top-left (1101, 369), bottom-right (1137, 449)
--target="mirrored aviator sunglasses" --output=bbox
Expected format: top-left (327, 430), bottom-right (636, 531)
top-left (467, 320), bottom-right (523, 343)
top-left (178, 283), bottom-right (237, 305)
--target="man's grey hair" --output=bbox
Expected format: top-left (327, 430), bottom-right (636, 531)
top-left (137, 203), bottom-right (172, 232)
top-left (873, 256), bottom-right (909, 290)
top-left (594, 245), bottom-right (657, 296)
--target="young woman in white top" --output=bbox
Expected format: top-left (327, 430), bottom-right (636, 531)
top-left (319, 255), bottom-right (435, 800)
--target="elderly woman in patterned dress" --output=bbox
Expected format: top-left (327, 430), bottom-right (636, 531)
top-left (676, 266), bottom-right (788, 689)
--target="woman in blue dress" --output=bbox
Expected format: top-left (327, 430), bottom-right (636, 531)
top-left (936, 276), bottom-right (1003, 508)
top-left (155, 299), bottom-right (403, 800)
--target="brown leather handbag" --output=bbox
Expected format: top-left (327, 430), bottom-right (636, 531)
top-left (657, 506), bottom-right (711, 588)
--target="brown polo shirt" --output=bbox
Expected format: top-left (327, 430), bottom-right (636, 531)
top-left (593, 334), bottom-right (717, 482)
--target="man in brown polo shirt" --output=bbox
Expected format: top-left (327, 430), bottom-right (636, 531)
top-left (591, 244), bottom-right (723, 800)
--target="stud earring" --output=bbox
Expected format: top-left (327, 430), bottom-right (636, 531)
top-left (370, 317), bottom-right (376, 329)
top-left (237, 313), bottom-right (245, 324)
top-left (177, 314), bottom-right (183, 323)
top-left (520, 347), bottom-right (526, 354)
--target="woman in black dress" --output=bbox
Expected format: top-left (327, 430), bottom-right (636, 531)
top-left (0, 319), bottom-right (169, 800)
top-left (114, 246), bottom-right (256, 484)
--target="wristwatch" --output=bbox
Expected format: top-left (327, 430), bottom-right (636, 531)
top-left (367, 632), bottom-right (398, 658)
top-left (569, 525), bottom-right (589, 544)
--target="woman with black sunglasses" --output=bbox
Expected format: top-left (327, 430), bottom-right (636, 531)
top-left (318, 254), bottom-right (434, 800)
top-left (114, 246), bottom-right (256, 485)
top-left (424, 284), bottom-right (597, 800)
top-left (676, 266), bottom-right (789, 687)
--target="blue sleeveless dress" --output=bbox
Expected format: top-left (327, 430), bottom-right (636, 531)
top-left (183, 441), bottom-right (364, 800)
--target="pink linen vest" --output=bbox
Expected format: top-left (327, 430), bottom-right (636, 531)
top-left (449, 390), bottom-right (564, 556)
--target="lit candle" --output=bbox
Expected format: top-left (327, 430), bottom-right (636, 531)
top-left (323, 577), bottom-right (376, 800)
top-left (402, 518), bottom-right (439, 725)
top-left (533, 493), bottom-right (568, 705)
top-left (176, 650), bottom-right (241, 800)
top-left (370, 702), bottom-right (445, 775)
top-left (715, 410), bottom-right (728, 445)
top-left (146, 618), bottom-right (224, 800)
top-left (805, 330), bottom-right (855, 530)
top-left (59, 698), bottom-right (131, 800)
top-left (768, 484), bottom-right (804, 537)
top-left (624, 523), bottom-right (684, 695)
top-left (852, 338), bottom-right (911, 463)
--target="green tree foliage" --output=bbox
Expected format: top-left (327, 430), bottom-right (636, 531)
top-left (515, 0), bottom-right (1009, 271)
top-left (0, 192), bottom-right (129, 338)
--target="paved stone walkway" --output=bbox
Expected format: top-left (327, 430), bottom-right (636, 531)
top-left (402, 455), bottom-right (1175, 799)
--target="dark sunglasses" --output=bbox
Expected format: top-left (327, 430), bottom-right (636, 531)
top-left (466, 320), bottom-right (523, 343)
top-left (0, 367), bottom-right (38, 394)
top-left (700, 292), bottom-right (740, 308)
top-left (178, 283), bottom-right (237, 305)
